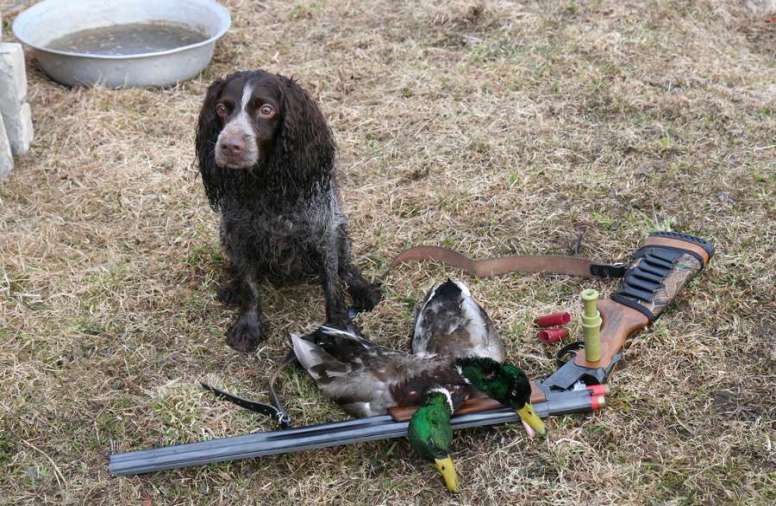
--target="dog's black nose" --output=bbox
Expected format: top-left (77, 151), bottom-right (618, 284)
top-left (221, 138), bottom-right (245, 156)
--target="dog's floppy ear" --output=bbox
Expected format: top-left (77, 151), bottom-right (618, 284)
top-left (272, 75), bottom-right (336, 189)
top-left (196, 77), bottom-right (228, 209)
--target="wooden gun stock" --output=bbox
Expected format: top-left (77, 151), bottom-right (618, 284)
top-left (574, 300), bottom-right (649, 369)
top-left (544, 231), bottom-right (715, 388)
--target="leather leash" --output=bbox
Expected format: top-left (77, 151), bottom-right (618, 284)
top-left (390, 245), bottom-right (627, 279)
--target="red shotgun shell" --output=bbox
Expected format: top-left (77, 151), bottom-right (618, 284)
top-left (591, 395), bottom-right (606, 410)
top-left (534, 311), bottom-right (572, 328)
top-left (538, 327), bottom-right (570, 344)
top-left (586, 384), bottom-right (610, 396)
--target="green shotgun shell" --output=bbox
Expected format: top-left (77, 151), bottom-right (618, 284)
top-left (581, 288), bottom-right (602, 362)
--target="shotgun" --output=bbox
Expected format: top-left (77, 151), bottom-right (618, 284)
top-left (109, 231), bottom-right (713, 476)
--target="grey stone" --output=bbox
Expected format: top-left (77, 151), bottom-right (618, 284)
top-left (0, 117), bottom-right (12, 180)
top-left (5, 101), bottom-right (33, 155)
top-left (0, 43), bottom-right (33, 155)
top-left (745, 0), bottom-right (776, 14)
top-left (0, 43), bottom-right (26, 102)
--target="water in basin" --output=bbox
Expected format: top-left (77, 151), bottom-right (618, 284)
top-left (46, 22), bottom-right (208, 56)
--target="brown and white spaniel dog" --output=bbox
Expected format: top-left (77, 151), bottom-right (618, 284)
top-left (195, 70), bottom-right (381, 352)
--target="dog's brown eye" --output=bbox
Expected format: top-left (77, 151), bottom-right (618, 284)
top-left (258, 104), bottom-right (275, 118)
top-left (216, 103), bottom-right (229, 118)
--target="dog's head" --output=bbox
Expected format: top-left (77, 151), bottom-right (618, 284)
top-left (196, 70), bottom-right (336, 208)
top-left (207, 71), bottom-right (283, 169)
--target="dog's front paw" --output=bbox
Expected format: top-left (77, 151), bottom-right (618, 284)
top-left (217, 283), bottom-right (243, 307)
top-left (226, 313), bottom-right (267, 353)
top-left (350, 282), bottom-right (382, 312)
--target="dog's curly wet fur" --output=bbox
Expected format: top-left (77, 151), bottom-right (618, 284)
top-left (196, 70), bottom-right (381, 352)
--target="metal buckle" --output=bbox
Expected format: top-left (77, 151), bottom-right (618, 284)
top-left (590, 262), bottom-right (627, 278)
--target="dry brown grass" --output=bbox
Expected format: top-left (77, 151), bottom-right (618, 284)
top-left (1, 0), bottom-right (775, 504)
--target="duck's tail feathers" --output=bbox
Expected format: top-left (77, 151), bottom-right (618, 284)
top-left (423, 279), bottom-right (472, 307)
top-left (317, 324), bottom-right (378, 350)
top-left (291, 333), bottom-right (339, 382)
top-left (292, 324), bottom-right (379, 381)
top-left (433, 279), bottom-right (465, 301)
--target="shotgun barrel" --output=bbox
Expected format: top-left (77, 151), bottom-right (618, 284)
top-left (109, 389), bottom-right (600, 476)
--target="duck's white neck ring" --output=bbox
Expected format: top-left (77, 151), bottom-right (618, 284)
top-left (426, 386), bottom-right (454, 413)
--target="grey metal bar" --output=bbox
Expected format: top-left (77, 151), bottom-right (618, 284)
top-left (110, 414), bottom-right (395, 464)
top-left (109, 392), bottom-right (596, 476)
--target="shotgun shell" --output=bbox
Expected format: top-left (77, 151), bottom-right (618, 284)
top-left (590, 395), bottom-right (606, 410)
top-left (586, 384), bottom-right (610, 396)
top-left (534, 311), bottom-right (572, 328)
top-left (537, 327), bottom-right (570, 344)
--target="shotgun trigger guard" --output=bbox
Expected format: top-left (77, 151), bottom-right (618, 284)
top-left (555, 341), bottom-right (585, 367)
top-left (539, 352), bottom-right (622, 393)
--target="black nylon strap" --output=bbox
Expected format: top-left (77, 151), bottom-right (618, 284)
top-left (611, 292), bottom-right (655, 322)
top-left (201, 383), bottom-right (291, 428)
top-left (632, 245), bottom-right (706, 269)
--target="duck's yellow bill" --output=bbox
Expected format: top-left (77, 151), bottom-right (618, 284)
top-left (517, 403), bottom-right (546, 436)
top-left (434, 456), bottom-right (459, 493)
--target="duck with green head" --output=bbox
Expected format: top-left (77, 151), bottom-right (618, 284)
top-left (408, 357), bottom-right (544, 492)
top-left (407, 387), bottom-right (458, 491)
top-left (292, 326), bottom-right (546, 492)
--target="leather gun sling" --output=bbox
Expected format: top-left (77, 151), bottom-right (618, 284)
top-left (390, 245), bottom-right (623, 279)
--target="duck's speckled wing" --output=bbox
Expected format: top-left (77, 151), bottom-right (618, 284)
top-left (292, 326), bottom-right (467, 418)
top-left (412, 280), bottom-right (505, 362)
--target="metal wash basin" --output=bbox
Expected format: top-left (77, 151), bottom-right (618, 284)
top-left (12, 0), bottom-right (231, 88)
